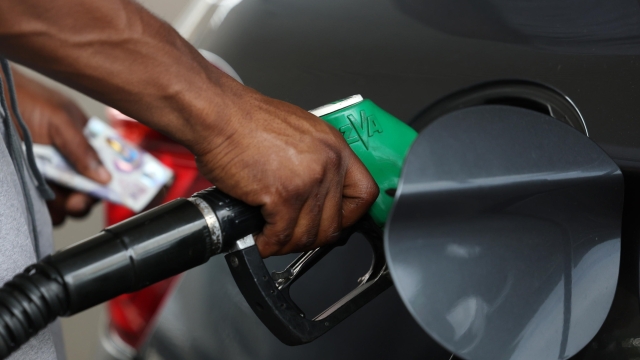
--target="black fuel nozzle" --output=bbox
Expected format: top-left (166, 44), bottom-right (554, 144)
top-left (51, 187), bottom-right (263, 315)
top-left (0, 186), bottom-right (390, 358)
top-left (0, 187), bottom-right (262, 358)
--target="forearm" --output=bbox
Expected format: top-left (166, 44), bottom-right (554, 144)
top-left (0, 0), bottom-right (237, 153)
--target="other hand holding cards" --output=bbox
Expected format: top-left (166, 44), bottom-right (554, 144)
top-left (32, 117), bottom-right (174, 212)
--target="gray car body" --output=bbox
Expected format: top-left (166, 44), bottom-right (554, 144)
top-left (100, 0), bottom-right (640, 359)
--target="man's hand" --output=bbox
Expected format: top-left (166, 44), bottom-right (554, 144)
top-left (11, 69), bottom-right (111, 225)
top-left (193, 86), bottom-right (379, 257)
top-left (0, 0), bottom-right (377, 255)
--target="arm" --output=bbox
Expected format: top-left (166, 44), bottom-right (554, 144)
top-left (0, 0), bottom-right (224, 150)
top-left (0, 0), bottom-right (378, 256)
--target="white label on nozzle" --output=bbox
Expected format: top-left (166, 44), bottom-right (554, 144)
top-left (308, 95), bottom-right (364, 117)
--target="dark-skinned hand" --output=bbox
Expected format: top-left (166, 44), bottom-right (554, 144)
top-left (192, 84), bottom-right (379, 257)
top-left (10, 69), bottom-right (111, 225)
top-left (0, 0), bottom-right (378, 256)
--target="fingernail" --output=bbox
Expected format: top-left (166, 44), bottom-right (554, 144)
top-left (95, 166), bottom-right (111, 184)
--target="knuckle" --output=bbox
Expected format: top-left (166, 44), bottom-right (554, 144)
top-left (261, 185), bottom-right (298, 210)
top-left (323, 148), bottom-right (342, 170)
top-left (285, 174), bottom-right (320, 201)
top-left (266, 228), bottom-right (292, 248)
top-left (365, 182), bottom-right (380, 204)
top-left (279, 184), bottom-right (306, 206)
top-left (291, 179), bottom-right (311, 196)
top-left (302, 236), bottom-right (317, 250)
top-left (304, 162), bottom-right (327, 188)
top-left (294, 233), bottom-right (316, 252)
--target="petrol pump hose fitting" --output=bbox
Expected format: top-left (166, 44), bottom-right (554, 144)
top-left (0, 187), bottom-right (263, 359)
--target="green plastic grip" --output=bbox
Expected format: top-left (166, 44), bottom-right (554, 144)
top-left (320, 99), bottom-right (417, 226)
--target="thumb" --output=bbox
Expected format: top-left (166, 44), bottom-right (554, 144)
top-left (50, 115), bottom-right (111, 184)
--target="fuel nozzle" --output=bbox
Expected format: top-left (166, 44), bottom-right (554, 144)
top-left (0, 185), bottom-right (391, 359)
top-left (0, 95), bottom-right (409, 358)
top-left (0, 187), bottom-right (262, 358)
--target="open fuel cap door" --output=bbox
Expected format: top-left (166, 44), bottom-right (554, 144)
top-left (385, 105), bottom-right (624, 360)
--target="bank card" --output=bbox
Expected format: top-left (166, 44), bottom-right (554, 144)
top-left (32, 117), bottom-right (173, 212)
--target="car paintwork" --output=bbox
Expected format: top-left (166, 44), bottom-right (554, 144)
top-left (139, 0), bottom-right (640, 359)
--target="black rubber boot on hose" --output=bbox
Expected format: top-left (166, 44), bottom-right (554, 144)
top-left (0, 263), bottom-right (68, 358)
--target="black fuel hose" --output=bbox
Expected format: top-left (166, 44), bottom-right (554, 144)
top-left (0, 187), bottom-right (263, 359)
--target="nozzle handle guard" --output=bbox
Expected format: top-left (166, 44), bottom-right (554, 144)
top-left (225, 217), bottom-right (392, 345)
top-left (192, 187), bottom-right (392, 345)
